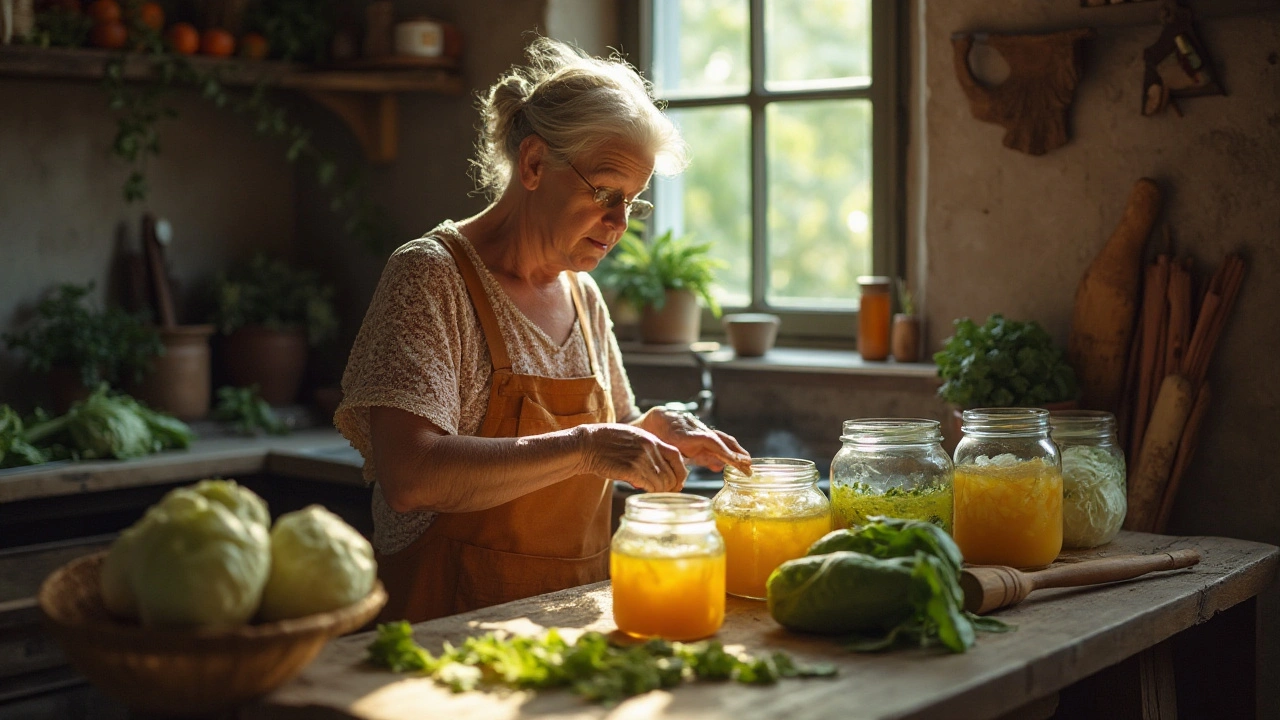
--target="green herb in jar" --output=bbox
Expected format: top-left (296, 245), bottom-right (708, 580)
top-left (831, 482), bottom-right (954, 533)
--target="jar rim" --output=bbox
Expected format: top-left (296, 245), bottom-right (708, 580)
top-left (841, 418), bottom-right (942, 444)
top-left (1049, 409), bottom-right (1117, 438)
top-left (723, 457), bottom-right (819, 488)
top-left (624, 493), bottom-right (712, 523)
top-left (961, 407), bottom-right (1050, 435)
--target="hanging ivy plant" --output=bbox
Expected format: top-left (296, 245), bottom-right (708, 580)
top-left (101, 33), bottom-right (391, 251)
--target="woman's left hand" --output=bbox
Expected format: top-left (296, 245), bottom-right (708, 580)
top-left (637, 406), bottom-right (752, 475)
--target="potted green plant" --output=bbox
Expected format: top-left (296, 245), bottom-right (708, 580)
top-left (2, 283), bottom-right (163, 412)
top-left (933, 314), bottom-right (1079, 447)
top-left (593, 224), bottom-right (723, 345)
top-left (891, 279), bottom-right (922, 363)
top-left (212, 255), bottom-right (338, 406)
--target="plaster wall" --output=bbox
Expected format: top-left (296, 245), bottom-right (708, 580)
top-left (914, 0), bottom-right (1280, 710)
top-left (0, 80), bottom-right (295, 407)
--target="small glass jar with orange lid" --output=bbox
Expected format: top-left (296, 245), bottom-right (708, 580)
top-left (857, 276), bottom-right (893, 361)
top-left (711, 458), bottom-right (832, 600)
top-left (953, 408), bottom-right (1063, 568)
top-left (610, 493), bottom-right (725, 641)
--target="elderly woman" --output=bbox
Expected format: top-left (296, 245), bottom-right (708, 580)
top-left (336, 38), bottom-right (752, 623)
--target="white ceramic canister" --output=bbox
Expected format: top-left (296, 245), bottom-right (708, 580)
top-left (394, 17), bottom-right (445, 57)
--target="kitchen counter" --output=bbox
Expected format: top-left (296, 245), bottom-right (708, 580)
top-left (250, 531), bottom-right (1278, 720)
top-left (0, 427), bottom-right (363, 505)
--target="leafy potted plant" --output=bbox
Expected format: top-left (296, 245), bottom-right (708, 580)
top-left (593, 224), bottom-right (723, 345)
top-left (2, 283), bottom-right (163, 412)
top-left (891, 279), bottom-right (922, 363)
top-left (933, 314), bottom-right (1079, 447)
top-left (211, 255), bottom-right (338, 406)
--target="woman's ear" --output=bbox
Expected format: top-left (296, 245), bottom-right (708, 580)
top-left (517, 135), bottom-right (548, 190)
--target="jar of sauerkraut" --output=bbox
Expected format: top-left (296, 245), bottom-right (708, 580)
top-left (1050, 410), bottom-right (1127, 549)
top-left (953, 408), bottom-right (1063, 568)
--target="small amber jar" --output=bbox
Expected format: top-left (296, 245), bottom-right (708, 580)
top-left (857, 276), bottom-right (892, 361)
top-left (611, 493), bottom-right (725, 640)
top-left (711, 458), bottom-right (832, 600)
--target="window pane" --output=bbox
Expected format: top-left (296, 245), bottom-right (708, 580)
top-left (651, 0), bottom-right (749, 98)
top-left (766, 99), bottom-right (872, 309)
top-left (652, 106), bottom-right (751, 307)
top-left (764, 0), bottom-right (871, 91)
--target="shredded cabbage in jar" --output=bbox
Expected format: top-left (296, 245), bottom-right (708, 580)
top-left (1060, 445), bottom-right (1126, 548)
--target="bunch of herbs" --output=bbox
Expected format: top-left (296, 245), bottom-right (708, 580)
top-left (213, 385), bottom-right (290, 436)
top-left (933, 314), bottom-right (1078, 409)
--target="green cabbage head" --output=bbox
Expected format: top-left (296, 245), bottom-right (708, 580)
top-left (127, 489), bottom-right (271, 628)
top-left (186, 478), bottom-right (270, 529)
top-left (259, 505), bottom-right (375, 621)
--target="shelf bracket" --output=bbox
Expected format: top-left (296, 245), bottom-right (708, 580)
top-left (302, 90), bottom-right (399, 163)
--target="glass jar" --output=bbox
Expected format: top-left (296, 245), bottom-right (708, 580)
top-left (611, 493), bottom-right (725, 640)
top-left (1050, 410), bottom-right (1127, 549)
top-left (857, 276), bottom-right (892, 361)
top-left (830, 419), bottom-right (954, 533)
top-left (953, 408), bottom-right (1063, 568)
top-left (711, 458), bottom-right (831, 600)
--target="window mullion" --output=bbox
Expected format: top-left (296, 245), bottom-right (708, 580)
top-left (749, 0), bottom-right (767, 311)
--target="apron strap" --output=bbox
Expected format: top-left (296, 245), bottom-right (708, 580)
top-left (566, 273), bottom-right (601, 379)
top-left (436, 231), bottom-right (513, 372)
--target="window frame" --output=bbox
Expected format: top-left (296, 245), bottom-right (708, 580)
top-left (634, 0), bottom-right (905, 341)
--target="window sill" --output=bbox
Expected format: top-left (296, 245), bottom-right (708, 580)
top-left (619, 343), bottom-right (938, 380)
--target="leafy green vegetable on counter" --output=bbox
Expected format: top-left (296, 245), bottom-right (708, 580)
top-left (0, 405), bottom-right (49, 468)
top-left (767, 518), bottom-right (1011, 653)
top-left (213, 385), bottom-right (290, 436)
top-left (367, 622), bottom-right (836, 705)
top-left (933, 314), bottom-right (1077, 409)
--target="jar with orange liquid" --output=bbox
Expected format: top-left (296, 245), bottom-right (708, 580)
top-left (953, 408), bottom-right (1063, 568)
top-left (857, 276), bottom-right (892, 361)
top-left (711, 458), bottom-right (832, 600)
top-left (610, 493), bottom-right (725, 641)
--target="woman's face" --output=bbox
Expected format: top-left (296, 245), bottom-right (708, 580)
top-left (539, 142), bottom-right (654, 273)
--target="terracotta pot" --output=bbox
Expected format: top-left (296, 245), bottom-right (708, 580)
top-left (130, 325), bottom-right (215, 420)
top-left (220, 325), bottom-right (308, 406)
top-left (722, 313), bottom-right (780, 357)
top-left (639, 289), bottom-right (701, 346)
top-left (891, 314), bottom-right (923, 363)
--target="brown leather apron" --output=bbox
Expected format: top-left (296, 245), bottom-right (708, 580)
top-left (374, 232), bottom-right (616, 623)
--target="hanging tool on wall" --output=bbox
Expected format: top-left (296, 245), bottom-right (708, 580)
top-left (1141, 0), bottom-right (1224, 116)
top-left (952, 28), bottom-right (1095, 156)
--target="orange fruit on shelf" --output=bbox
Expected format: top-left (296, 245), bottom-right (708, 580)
top-left (135, 2), bottom-right (164, 31)
top-left (85, 0), bottom-right (120, 24)
top-left (90, 20), bottom-right (128, 48)
top-left (199, 27), bottom-right (236, 57)
top-left (165, 22), bottom-right (199, 55)
top-left (239, 32), bottom-right (269, 60)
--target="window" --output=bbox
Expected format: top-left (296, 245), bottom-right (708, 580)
top-left (639, 0), bottom-right (901, 339)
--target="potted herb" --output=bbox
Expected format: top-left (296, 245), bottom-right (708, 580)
top-left (933, 314), bottom-right (1079, 445)
top-left (593, 224), bottom-right (723, 345)
top-left (891, 279), bottom-right (922, 363)
top-left (211, 255), bottom-right (338, 406)
top-left (2, 283), bottom-right (163, 412)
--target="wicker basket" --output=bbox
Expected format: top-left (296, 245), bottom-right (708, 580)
top-left (38, 552), bottom-right (386, 717)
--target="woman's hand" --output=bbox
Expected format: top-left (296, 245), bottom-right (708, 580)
top-left (637, 407), bottom-right (752, 475)
top-left (574, 424), bottom-right (688, 493)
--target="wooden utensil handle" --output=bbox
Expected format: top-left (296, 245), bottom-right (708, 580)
top-left (1027, 549), bottom-right (1202, 591)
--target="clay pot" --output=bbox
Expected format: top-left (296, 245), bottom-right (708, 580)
top-left (723, 313), bottom-right (780, 357)
top-left (639, 289), bottom-right (701, 346)
top-left (220, 325), bottom-right (308, 406)
top-left (130, 325), bottom-right (215, 420)
top-left (891, 314), bottom-right (923, 363)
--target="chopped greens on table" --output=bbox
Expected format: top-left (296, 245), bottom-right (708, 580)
top-left (366, 623), bottom-right (836, 705)
top-left (767, 517), bottom-right (1011, 653)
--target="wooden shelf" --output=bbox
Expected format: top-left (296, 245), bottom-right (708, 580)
top-left (0, 45), bottom-right (465, 162)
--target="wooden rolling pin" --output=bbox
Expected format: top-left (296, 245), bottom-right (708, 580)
top-left (961, 549), bottom-right (1201, 614)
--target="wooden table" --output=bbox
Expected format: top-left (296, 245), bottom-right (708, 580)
top-left (249, 531), bottom-right (1277, 719)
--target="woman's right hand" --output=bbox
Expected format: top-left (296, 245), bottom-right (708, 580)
top-left (574, 424), bottom-right (688, 493)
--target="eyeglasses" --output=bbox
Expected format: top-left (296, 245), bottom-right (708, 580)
top-left (568, 163), bottom-right (654, 220)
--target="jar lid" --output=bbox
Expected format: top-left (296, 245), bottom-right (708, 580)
top-left (624, 493), bottom-right (712, 523)
top-left (961, 407), bottom-right (1050, 435)
top-left (1049, 409), bottom-right (1116, 438)
top-left (841, 418), bottom-right (942, 444)
top-left (856, 275), bottom-right (892, 290)
top-left (723, 457), bottom-right (818, 487)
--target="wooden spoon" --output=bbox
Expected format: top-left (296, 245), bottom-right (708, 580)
top-left (961, 549), bottom-right (1202, 614)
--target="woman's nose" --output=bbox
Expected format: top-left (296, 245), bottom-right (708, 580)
top-left (602, 203), bottom-right (628, 230)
